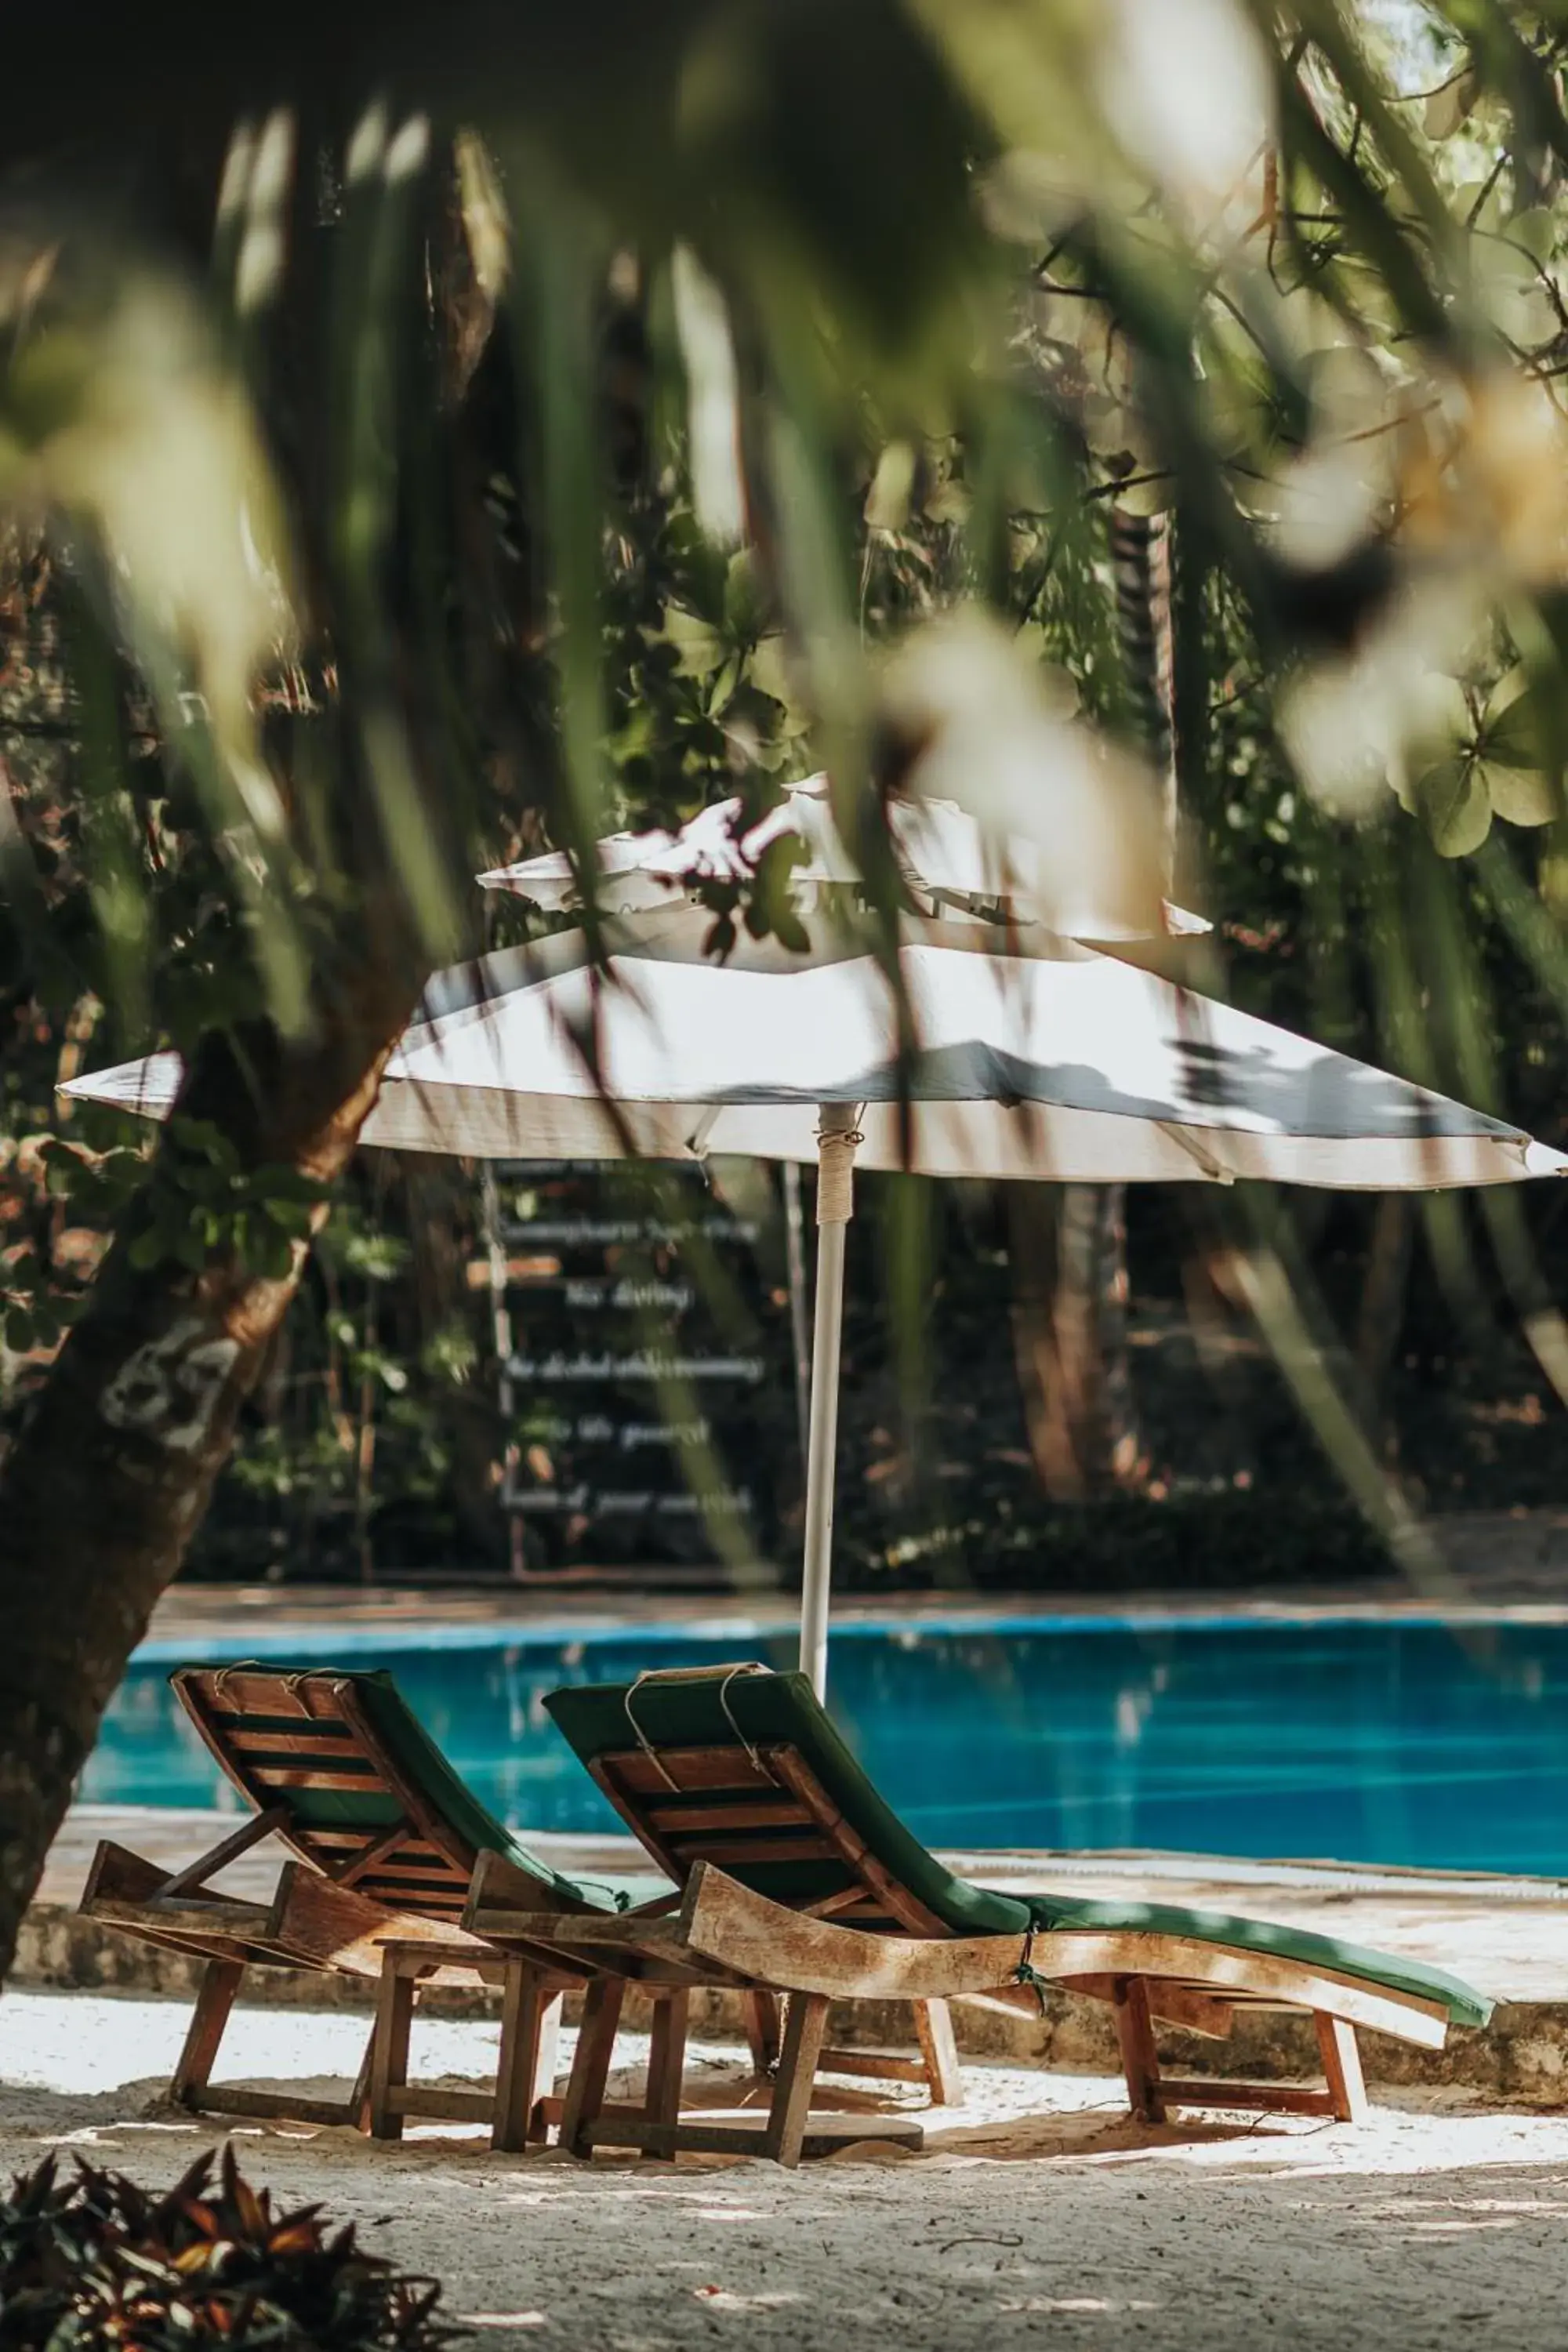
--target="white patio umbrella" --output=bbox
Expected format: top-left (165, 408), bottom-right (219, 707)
top-left (477, 774), bottom-right (1210, 942)
top-left (66, 904), bottom-right (1567, 1694)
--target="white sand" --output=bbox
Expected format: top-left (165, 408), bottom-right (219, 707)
top-left (5, 1989), bottom-right (1568, 2348)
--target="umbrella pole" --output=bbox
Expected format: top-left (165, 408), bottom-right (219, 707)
top-left (782, 1163), bottom-right (812, 1471)
top-left (799, 1105), bottom-right (862, 1700)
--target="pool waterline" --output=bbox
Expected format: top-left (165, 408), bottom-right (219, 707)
top-left (89, 1612), bottom-right (1568, 1878)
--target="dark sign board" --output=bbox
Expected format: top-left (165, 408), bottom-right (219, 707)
top-left (490, 1160), bottom-right (797, 1566)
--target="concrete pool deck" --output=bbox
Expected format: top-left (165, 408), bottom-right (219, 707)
top-left (132, 1531), bottom-right (1568, 1645)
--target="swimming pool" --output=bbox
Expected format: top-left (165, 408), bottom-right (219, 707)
top-left (84, 1613), bottom-right (1568, 1877)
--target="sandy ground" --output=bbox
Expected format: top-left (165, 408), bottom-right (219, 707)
top-left (5, 1993), bottom-right (1568, 2347)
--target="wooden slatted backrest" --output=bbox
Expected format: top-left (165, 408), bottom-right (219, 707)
top-left (590, 1740), bottom-right (949, 1936)
top-left (172, 1668), bottom-right (477, 1921)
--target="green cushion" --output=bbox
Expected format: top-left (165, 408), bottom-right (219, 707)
top-left (1005, 1890), bottom-right (1493, 2030)
top-left (543, 1666), bottom-right (1493, 2027)
top-left (179, 1665), bottom-right (667, 1916)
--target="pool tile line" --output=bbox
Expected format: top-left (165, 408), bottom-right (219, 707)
top-left (130, 1602), bottom-right (1568, 1664)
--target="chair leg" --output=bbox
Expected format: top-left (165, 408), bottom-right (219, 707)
top-left (912, 1998), bottom-right (963, 2106)
top-left (493, 1965), bottom-right (561, 2154)
top-left (347, 2011), bottom-right (381, 2135)
top-left (643, 1989), bottom-right (691, 2161)
top-left (528, 1992), bottom-right (564, 2145)
top-left (171, 1958), bottom-right (245, 2109)
top-left (559, 1978), bottom-right (626, 2159)
top-left (742, 1988), bottom-right (780, 2078)
top-left (1113, 1979), bottom-right (1166, 2124)
top-left (1315, 2013), bottom-right (1368, 2123)
top-left (762, 1992), bottom-right (829, 2169)
top-left (368, 1961), bottom-right (416, 2142)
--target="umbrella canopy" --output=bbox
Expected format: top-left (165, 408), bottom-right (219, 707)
top-left (477, 775), bottom-right (1210, 942)
top-left (67, 903), bottom-right (1566, 1192)
top-left (66, 905), bottom-right (1566, 1693)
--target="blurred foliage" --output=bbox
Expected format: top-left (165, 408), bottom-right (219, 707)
top-left (0, 2144), bottom-right (456, 2350)
top-left (10, 2), bottom-right (1568, 1583)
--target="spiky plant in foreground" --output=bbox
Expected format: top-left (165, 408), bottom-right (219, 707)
top-left (0, 2145), bottom-right (462, 2350)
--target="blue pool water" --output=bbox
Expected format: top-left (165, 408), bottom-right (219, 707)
top-left (84, 1614), bottom-right (1568, 1877)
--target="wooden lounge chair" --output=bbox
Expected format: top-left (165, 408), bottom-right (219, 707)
top-left (79, 1664), bottom-right (672, 2144)
top-left (464, 1663), bottom-right (1494, 2166)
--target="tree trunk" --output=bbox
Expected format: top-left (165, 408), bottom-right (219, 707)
top-left (1026, 1174), bottom-right (1138, 1494)
top-left (0, 996), bottom-right (408, 1980)
top-left (1018, 506), bottom-right (1176, 1497)
top-left (1010, 1183), bottom-right (1143, 1497)
top-left (1354, 1192), bottom-right (1414, 1456)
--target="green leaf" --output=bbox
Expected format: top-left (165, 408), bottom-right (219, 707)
top-left (720, 657), bottom-right (753, 720)
top-left (1414, 758), bottom-right (1493, 857)
top-left (1454, 176), bottom-right (1507, 234)
top-left (256, 1229), bottom-right (295, 1279)
top-left (747, 637), bottom-right (812, 735)
top-left (263, 1200), bottom-right (314, 1238)
top-left (1479, 760), bottom-right (1557, 827)
top-left (1475, 665), bottom-right (1546, 768)
top-left (170, 1117), bottom-right (238, 1170)
top-left (102, 1149), bottom-right (151, 1192)
top-left (722, 548), bottom-right (767, 641)
top-left (1407, 673), bottom-right (1472, 770)
top-left (340, 1231), bottom-right (409, 1280)
top-left (1425, 69), bottom-right (1479, 142)
top-left (1509, 207), bottom-right (1557, 265)
top-left (4, 1307), bottom-right (34, 1352)
top-left (661, 604), bottom-right (726, 679)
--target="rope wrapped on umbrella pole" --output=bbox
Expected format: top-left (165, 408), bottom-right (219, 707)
top-left (815, 1111), bottom-right (863, 1225)
top-left (799, 1104), bottom-right (863, 1698)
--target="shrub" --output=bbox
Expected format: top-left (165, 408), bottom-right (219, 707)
top-left (0, 2145), bottom-right (462, 2349)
